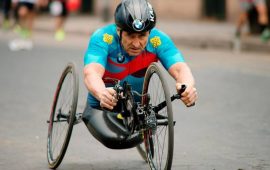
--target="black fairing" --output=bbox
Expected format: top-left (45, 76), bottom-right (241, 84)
top-left (82, 104), bottom-right (143, 149)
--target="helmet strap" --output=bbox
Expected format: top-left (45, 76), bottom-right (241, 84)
top-left (119, 29), bottom-right (123, 43)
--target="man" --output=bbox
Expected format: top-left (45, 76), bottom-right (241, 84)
top-left (2, 0), bottom-right (12, 29)
top-left (8, 0), bottom-right (48, 50)
top-left (236, 0), bottom-right (270, 42)
top-left (82, 0), bottom-right (198, 148)
top-left (49, 0), bottom-right (68, 41)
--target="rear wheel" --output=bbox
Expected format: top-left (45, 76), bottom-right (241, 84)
top-left (138, 62), bottom-right (174, 170)
top-left (47, 62), bottom-right (79, 169)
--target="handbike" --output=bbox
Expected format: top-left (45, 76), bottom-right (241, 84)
top-left (47, 62), bottom-right (188, 170)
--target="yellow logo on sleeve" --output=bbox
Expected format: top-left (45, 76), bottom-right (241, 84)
top-left (150, 36), bottom-right (161, 48)
top-left (103, 33), bottom-right (114, 44)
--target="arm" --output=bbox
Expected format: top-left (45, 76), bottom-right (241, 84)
top-left (168, 62), bottom-right (197, 107)
top-left (148, 29), bottom-right (197, 106)
top-left (83, 63), bottom-right (117, 110)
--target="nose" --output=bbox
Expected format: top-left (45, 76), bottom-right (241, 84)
top-left (131, 38), bottom-right (140, 48)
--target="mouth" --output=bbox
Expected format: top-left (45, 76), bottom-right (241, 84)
top-left (124, 45), bottom-right (144, 56)
top-left (129, 48), bottom-right (142, 53)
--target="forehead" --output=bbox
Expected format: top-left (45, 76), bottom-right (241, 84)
top-left (117, 27), bottom-right (149, 35)
top-left (122, 31), bottom-right (149, 36)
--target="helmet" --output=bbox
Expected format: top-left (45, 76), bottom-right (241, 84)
top-left (114, 0), bottom-right (156, 33)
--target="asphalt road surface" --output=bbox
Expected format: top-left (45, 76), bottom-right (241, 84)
top-left (0, 30), bottom-right (270, 170)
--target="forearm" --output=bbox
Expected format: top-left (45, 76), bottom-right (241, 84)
top-left (169, 62), bottom-right (197, 106)
top-left (83, 64), bottom-right (106, 101)
top-left (169, 62), bottom-right (195, 86)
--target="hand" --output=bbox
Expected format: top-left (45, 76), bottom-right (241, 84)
top-left (99, 87), bottom-right (118, 110)
top-left (176, 83), bottom-right (197, 107)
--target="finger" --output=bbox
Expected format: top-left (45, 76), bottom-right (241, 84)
top-left (101, 93), bottom-right (117, 108)
top-left (104, 97), bottom-right (117, 107)
top-left (182, 86), bottom-right (195, 97)
top-left (100, 94), bottom-right (117, 108)
top-left (182, 98), bottom-right (192, 106)
top-left (176, 83), bottom-right (186, 95)
top-left (189, 89), bottom-right (198, 103)
top-left (186, 91), bottom-right (198, 106)
top-left (103, 91), bottom-right (115, 103)
top-left (100, 101), bottom-right (113, 110)
top-left (106, 89), bottom-right (118, 103)
top-left (180, 91), bottom-right (193, 101)
top-left (186, 94), bottom-right (197, 106)
top-left (176, 83), bottom-right (182, 90)
top-left (107, 87), bottom-right (117, 96)
top-left (187, 102), bottom-right (195, 107)
top-left (182, 87), bottom-right (197, 98)
top-left (181, 91), bottom-right (197, 106)
top-left (111, 95), bottom-right (118, 105)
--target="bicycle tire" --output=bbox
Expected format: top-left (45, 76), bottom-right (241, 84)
top-left (47, 62), bottom-right (79, 169)
top-left (138, 62), bottom-right (174, 170)
top-left (136, 142), bottom-right (147, 162)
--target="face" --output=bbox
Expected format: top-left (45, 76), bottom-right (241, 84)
top-left (119, 30), bottom-right (150, 56)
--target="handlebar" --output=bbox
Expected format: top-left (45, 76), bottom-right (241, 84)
top-left (171, 84), bottom-right (195, 107)
top-left (104, 78), bottom-right (195, 112)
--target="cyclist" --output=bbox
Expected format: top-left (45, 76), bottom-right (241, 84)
top-left (82, 0), bottom-right (198, 148)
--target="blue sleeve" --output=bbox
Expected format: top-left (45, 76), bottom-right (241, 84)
top-left (150, 29), bottom-right (185, 70)
top-left (84, 29), bottom-right (109, 67)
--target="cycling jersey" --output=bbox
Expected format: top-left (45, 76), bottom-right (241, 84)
top-left (84, 24), bottom-right (185, 107)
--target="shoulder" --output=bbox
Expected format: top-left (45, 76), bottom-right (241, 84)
top-left (148, 28), bottom-right (173, 48)
top-left (147, 28), bottom-right (174, 49)
top-left (147, 28), bottom-right (184, 70)
top-left (90, 24), bottom-right (118, 45)
top-left (150, 28), bottom-right (171, 39)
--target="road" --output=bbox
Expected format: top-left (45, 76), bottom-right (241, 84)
top-left (0, 30), bottom-right (270, 170)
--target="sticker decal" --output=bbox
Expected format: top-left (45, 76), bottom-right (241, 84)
top-left (148, 3), bottom-right (155, 22)
top-left (150, 36), bottom-right (161, 48)
top-left (103, 33), bottom-right (113, 44)
top-left (133, 19), bottom-right (145, 31)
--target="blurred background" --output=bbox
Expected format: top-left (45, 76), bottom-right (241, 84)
top-left (0, 0), bottom-right (270, 170)
top-left (0, 0), bottom-right (270, 51)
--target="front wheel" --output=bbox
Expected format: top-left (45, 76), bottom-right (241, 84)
top-left (138, 62), bottom-right (174, 170)
top-left (47, 62), bottom-right (79, 169)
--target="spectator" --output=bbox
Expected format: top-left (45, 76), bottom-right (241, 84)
top-left (9, 0), bottom-right (48, 50)
top-left (236, 0), bottom-right (270, 42)
top-left (1, 0), bottom-right (12, 29)
top-left (49, 0), bottom-right (68, 41)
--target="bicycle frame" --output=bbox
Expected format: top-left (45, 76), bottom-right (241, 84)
top-left (112, 80), bottom-right (186, 135)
